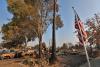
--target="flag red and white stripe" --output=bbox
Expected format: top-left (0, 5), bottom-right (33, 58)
top-left (74, 13), bottom-right (87, 45)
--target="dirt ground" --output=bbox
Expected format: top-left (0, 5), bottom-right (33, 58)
top-left (0, 59), bottom-right (28, 67)
top-left (0, 57), bottom-right (66, 67)
top-left (0, 53), bottom-right (99, 67)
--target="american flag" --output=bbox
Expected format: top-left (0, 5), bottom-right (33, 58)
top-left (74, 11), bottom-right (87, 45)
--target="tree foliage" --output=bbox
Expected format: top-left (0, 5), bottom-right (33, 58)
top-left (86, 13), bottom-right (100, 47)
top-left (1, 0), bottom-right (63, 48)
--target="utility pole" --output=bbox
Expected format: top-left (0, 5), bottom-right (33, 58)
top-left (50, 0), bottom-right (56, 63)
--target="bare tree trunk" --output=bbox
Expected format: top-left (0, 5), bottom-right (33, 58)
top-left (39, 34), bottom-right (42, 58)
top-left (50, 0), bottom-right (56, 64)
top-left (25, 36), bottom-right (28, 48)
top-left (25, 41), bottom-right (27, 48)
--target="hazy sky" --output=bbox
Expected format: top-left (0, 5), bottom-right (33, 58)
top-left (0, 0), bottom-right (100, 46)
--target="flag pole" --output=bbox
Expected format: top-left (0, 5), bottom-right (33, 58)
top-left (72, 7), bottom-right (91, 67)
top-left (83, 42), bottom-right (91, 67)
